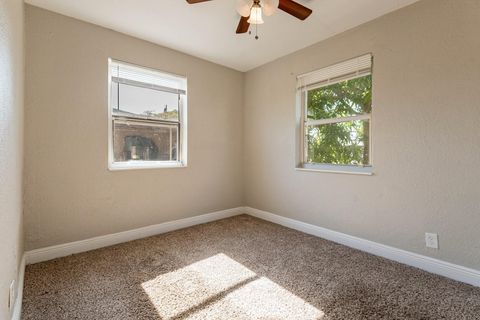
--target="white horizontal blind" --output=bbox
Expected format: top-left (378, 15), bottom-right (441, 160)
top-left (110, 60), bottom-right (187, 95)
top-left (297, 54), bottom-right (372, 90)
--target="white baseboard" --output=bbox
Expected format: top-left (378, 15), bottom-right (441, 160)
top-left (25, 207), bottom-right (244, 265)
top-left (245, 207), bottom-right (480, 287)
top-left (11, 254), bottom-right (25, 320)
top-left (22, 205), bottom-right (480, 290)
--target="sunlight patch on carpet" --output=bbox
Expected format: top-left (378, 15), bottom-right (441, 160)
top-left (189, 276), bottom-right (324, 319)
top-left (141, 253), bottom-right (324, 319)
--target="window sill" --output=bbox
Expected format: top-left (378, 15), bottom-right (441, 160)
top-left (296, 163), bottom-right (373, 176)
top-left (109, 161), bottom-right (187, 171)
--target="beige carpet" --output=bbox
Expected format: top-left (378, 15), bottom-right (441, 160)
top-left (23, 215), bottom-right (480, 320)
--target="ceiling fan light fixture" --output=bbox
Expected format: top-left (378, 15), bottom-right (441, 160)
top-left (187, 0), bottom-right (313, 37)
top-left (247, 2), bottom-right (264, 25)
top-left (263, 0), bottom-right (279, 16)
top-left (236, 0), bottom-right (252, 17)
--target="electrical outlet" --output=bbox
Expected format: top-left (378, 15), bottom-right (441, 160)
top-left (8, 280), bottom-right (15, 311)
top-left (425, 233), bottom-right (439, 249)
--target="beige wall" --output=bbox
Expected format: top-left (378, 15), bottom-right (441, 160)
top-left (0, 0), bottom-right (24, 318)
top-left (244, 0), bottom-right (480, 270)
top-left (24, 0), bottom-right (480, 272)
top-left (24, 5), bottom-right (244, 250)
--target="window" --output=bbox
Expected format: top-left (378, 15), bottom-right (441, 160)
top-left (297, 54), bottom-right (373, 174)
top-left (108, 60), bottom-right (187, 170)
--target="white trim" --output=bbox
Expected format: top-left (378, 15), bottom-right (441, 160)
top-left (245, 207), bottom-right (480, 287)
top-left (107, 58), bottom-right (188, 171)
top-left (108, 161), bottom-right (187, 171)
top-left (306, 114), bottom-right (370, 126)
top-left (11, 254), bottom-right (25, 320)
top-left (25, 207), bottom-right (244, 265)
top-left (108, 58), bottom-right (114, 168)
top-left (296, 57), bottom-right (374, 171)
top-left (295, 166), bottom-right (373, 175)
top-left (21, 206), bottom-right (480, 290)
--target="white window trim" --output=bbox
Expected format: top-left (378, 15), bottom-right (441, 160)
top-left (109, 161), bottom-right (186, 171)
top-left (107, 58), bottom-right (188, 170)
top-left (295, 54), bottom-right (373, 175)
top-left (295, 164), bottom-right (373, 176)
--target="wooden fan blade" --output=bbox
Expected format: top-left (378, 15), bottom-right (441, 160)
top-left (236, 16), bottom-right (250, 34)
top-left (186, 0), bottom-right (210, 4)
top-left (278, 0), bottom-right (312, 20)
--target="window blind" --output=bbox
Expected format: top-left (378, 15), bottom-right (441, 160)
top-left (110, 60), bottom-right (187, 95)
top-left (297, 53), bottom-right (372, 90)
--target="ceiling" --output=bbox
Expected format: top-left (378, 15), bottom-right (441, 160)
top-left (24, 0), bottom-right (420, 71)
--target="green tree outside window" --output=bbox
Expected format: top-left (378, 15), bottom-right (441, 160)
top-left (306, 75), bottom-right (372, 166)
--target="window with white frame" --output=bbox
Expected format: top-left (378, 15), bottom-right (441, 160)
top-left (108, 60), bottom-right (187, 169)
top-left (297, 54), bottom-right (373, 173)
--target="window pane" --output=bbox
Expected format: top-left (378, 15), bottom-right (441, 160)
top-left (112, 83), bottom-right (179, 121)
top-left (306, 119), bottom-right (370, 166)
top-left (113, 120), bottom-right (179, 162)
top-left (307, 75), bottom-right (372, 120)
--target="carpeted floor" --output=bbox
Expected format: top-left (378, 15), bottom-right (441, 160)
top-left (23, 215), bottom-right (480, 320)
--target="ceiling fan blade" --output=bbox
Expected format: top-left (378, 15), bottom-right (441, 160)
top-left (278, 0), bottom-right (312, 20)
top-left (236, 0), bottom-right (252, 17)
top-left (236, 16), bottom-right (250, 34)
top-left (186, 0), bottom-right (211, 4)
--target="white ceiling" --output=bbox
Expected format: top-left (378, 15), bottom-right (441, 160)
top-left (24, 0), bottom-right (419, 71)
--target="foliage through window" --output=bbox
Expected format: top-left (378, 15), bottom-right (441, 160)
top-left (109, 60), bottom-right (187, 169)
top-left (298, 54), bottom-right (372, 170)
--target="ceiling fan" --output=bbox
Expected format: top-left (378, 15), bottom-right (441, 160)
top-left (185, 0), bottom-right (313, 36)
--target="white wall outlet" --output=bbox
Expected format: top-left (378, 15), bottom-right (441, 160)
top-left (425, 233), bottom-right (439, 249)
top-left (8, 280), bottom-right (15, 311)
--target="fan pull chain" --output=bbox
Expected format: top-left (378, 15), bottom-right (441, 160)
top-left (248, 27), bottom-right (259, 40)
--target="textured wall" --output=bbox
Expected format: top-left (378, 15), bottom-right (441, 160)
top-left (24, 5), bottom-right (244, 250)
top-left (0, 0), bottom-right (24, 318)
top-left (244, 0), bottom-right (480, 270)
top-left (24, 0), bottom-right (480, 273)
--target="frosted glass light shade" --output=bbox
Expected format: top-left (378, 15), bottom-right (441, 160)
top-left (248, 5), bottom-right (264, 24)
